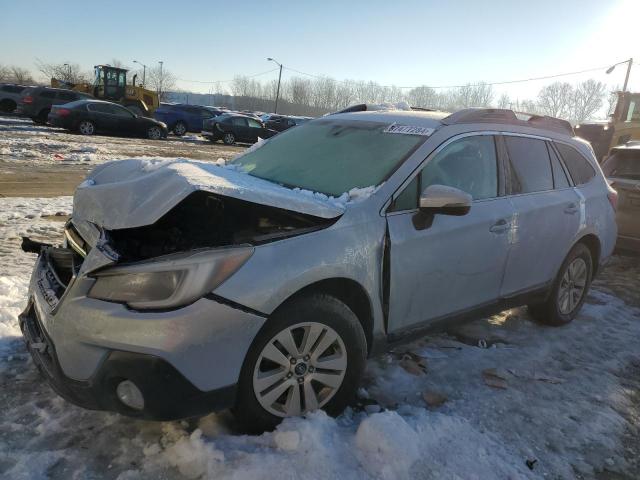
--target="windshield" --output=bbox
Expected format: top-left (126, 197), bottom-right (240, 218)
top-left (229, 119), bottom-right (428, 196)
top-left (603, 151), bottom-right (640, 180)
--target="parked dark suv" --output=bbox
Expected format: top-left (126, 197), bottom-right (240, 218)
top-left (17, 87), bottom-right (93, 124)
top-left (202, 113), bottom-right (277, 144)
top-left (0, 83), bottom-right (29, 113)
top-left (266, 115), bottom-right (312, 132)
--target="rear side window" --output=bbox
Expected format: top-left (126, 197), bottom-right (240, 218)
top-left (555, 143), bottom-right (596, 185)
top-left (231, 117), bottom-right (247, 127)
top-left (505, 136), bottom-right (553, 194)
top-left (547, 143), bottom-right (570, 189)
top-left (58, 91), bottom-right (76, 101)
top-left (40, 90), bottom-right (56, 99)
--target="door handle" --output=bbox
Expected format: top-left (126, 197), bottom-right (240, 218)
top-left (489, 219), bottom-right (509, 233)
top-left (564, 203), bottom-right (579, 214)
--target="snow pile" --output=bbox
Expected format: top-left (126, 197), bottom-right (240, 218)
top-left (1, 196), bottom-right (640, 479)
top-left (366, 101), bottom-right (412, 111)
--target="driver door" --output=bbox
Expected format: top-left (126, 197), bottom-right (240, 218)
top-left (386, 134), bottom-right (514, 332)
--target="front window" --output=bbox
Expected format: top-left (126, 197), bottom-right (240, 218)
top-left (229, 119), bottom-right (428, 196)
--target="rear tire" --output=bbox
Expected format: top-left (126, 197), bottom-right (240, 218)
top-left (33, 109), bottom-right (50, 125)
top-left (173, 121), bottom-right (187, 136)
top-left (234, 293), bottom-right (367, 433)
top-left (78, 120), bottom-right (95, 136)
top-left (223, 132), bottom-right (235, 145)
top-left (528, 243), bottom-right (593, 326)
top-left (0, 99), bottom-right (16, 113)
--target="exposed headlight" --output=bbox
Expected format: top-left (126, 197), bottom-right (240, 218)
top-left (88, 247), bottom-right (253, 309)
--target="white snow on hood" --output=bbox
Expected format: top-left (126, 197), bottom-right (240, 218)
top-left (73, 158), bottom-right (357, 230)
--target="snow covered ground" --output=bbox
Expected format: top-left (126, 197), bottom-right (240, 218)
top-left (0, 116), bottom-right (238, 166)
top-left (1, 196), bottom-right (639, 480)
top-left (0, 117), bottom-right (639, 479)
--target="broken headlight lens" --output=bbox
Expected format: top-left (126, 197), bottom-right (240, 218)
top-left (88, 247), bottom-right (253, 309)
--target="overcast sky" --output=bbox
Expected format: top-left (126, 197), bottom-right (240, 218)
top-left (1, 0), bottom-right (638, 100)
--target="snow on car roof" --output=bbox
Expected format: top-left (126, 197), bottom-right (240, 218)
top-left (328, 109), bottom-right (448, 129)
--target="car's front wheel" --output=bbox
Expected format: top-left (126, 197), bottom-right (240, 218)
top-left (234, 293), bottom-right (367, 433)
top-left (147, 126), bottom-right (163, 140)
top-left (529, 243), bottom-right (593, 326)
top-left (223, 132), bottom-right (235, 145)
top-left (78, 120), bottom-right (95, 136)
top-left (173, 121), bottom-right (187, 136)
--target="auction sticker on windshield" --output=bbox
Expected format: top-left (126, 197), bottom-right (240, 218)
top-left (383, 123), bottom-right (435, 136)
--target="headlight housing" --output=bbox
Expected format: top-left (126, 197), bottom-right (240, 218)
top-left (88, 247), bottom-right (253, 309)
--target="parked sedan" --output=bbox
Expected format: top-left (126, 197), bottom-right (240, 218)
top-left (266, 115), bottom-right (312, 132)
top-left (0, 83), bottom-right (29, 113)
top-left (48, 100), bottom-right (168, 140)
top-left (202, 113), bottom-right (277, 144)
top-left (154, 103), bottom-right (224, 136)
top-left (602, 142), bottom-right (640, 252)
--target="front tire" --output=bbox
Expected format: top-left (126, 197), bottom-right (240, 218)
top-left (528, 243), bottom-right (593, 326)
top-left (222, 132), bottom-right (235, 145)
top-left (234, 293), bottom-right (367, 433)
top-left (173, 121), bottom-right (187, 136)
top-left (78, 120), bottom-right (95, 136)
top-left (147, 126), bottom-right (163, 140)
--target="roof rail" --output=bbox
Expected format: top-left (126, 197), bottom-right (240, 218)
top-left (442, 108), bottom-right (574, 136)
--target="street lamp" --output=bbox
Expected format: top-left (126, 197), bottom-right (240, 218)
top-left (133, 60), bottom-right (147, 86)
top-left (606, 58), bottom-right (633, 92)
top-left (267, 57), bottom-right (283, 114)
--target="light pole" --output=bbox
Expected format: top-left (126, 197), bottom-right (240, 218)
top-left (133, 60), bottom-right (147, 86)
top-left (606, 58), bottom-right (633, 92)
top-left (267, 57), bottom-right (283, 114)
top-left (158, 61), bottom-right (164, 99)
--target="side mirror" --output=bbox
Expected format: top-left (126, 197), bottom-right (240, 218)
top-left (419, 184), bottom-right (472, 216)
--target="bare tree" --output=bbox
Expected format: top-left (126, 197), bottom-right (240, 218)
top-left (147, 65), bottom-right (176, 101)
top-left (109, 58), bottom-right (125, 68)
top-left (9, 67), bottom-right (33, 84)
top-left (35, 60), bottom-right (87, 84)
top-left (537, 82), bottom-right (573, 118)
top-left (571, 79), bottom-right (606, 123)
top-left (407, 86), bottom-right (437, 108)
top-left (497, 93), bottom-right (511, 109)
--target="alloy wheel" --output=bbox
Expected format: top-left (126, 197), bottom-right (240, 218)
top-left (558, 257), bottom-right (588, 314)
top-left (174, 122), bottom-right (186, 135)
top-left (252, 322), bottom-right (347, 417)
top-left (79, 121), bottom-right (94, 135)
top-left (223, 133), bottom-right (235, 144)
top-left (148, 126), bottom-right (162, 140)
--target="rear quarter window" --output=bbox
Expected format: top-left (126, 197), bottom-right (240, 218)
top-left (555, 143), bottom-right (596, 185)
top-left (40, 90), bottom-right (57, 99)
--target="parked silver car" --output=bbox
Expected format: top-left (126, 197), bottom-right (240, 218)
top-left (20, 107), bottom-right (617, 431)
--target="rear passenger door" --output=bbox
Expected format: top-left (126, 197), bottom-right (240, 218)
top-left (231, 117), bottom-right (249, 141)
top-left (500, 134), bottom-right (580, 296)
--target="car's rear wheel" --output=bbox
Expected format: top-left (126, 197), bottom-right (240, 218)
top-left (0, 99), bottom-right (16, 113)
top-left (234, 293), bottom-right (367, 433)
top-left (33, 109), bottom-right (50, 125)
top-left (528, 243), bottom-right (593, 326)
top-left (173, 121), bottom-right (187, 136)
top-left (147, 126), bottom-right (163, 140)
top-left (223, 132), bottom-right (235, 145)
top-left (78, 120), bottom-right (95, 136)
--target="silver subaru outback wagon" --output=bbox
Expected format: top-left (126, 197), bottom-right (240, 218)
top-left (20, 107), bottom-right (617, 431)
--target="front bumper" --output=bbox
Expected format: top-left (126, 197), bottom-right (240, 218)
top-left (20, 243), bottom-right (266, 419)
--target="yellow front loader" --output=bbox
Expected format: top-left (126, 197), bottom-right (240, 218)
top-left (52, 65), bottom-right (159, 116)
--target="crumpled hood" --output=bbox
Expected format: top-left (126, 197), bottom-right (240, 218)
top-left (73, 158), bottom-right (346, 230)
